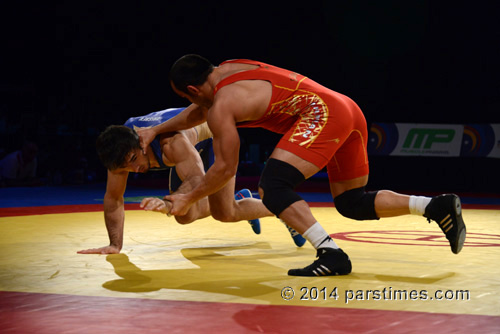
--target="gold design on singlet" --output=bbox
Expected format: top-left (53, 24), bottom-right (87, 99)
top-left (269, 91), bottom-right (328, 147)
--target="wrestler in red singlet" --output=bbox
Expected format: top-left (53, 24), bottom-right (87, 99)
top-left (214, 59), bottom-right (369, 182)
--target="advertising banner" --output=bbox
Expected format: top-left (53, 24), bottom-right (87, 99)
top-left (392, 124), bottom-right (463, 157)
top-left (368, 123), bottom-right (500, 158)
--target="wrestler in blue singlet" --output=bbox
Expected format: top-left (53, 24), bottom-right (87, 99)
top-left (124, 108), bottom-right (214, 192)
top-left (125, 108), bottom-right (265, 236)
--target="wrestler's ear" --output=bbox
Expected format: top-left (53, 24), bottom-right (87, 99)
top-left (186, 85), bottom-right (201, 96)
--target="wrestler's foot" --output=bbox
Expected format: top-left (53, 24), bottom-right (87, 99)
top-left (235, 189), bottom-right (261, 234)
top-left (424, 194), bottom-right (466, 254)
top-left (288, 248), bottom-right (352, 276)
top-left (140, 197), bottom-right (172, 215)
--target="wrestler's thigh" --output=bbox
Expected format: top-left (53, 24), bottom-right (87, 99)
top-left (208, 176), bottom-right (237, 214)
top-left (326, 130), bottom-right (369, 184)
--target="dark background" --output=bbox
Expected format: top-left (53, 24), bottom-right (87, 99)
top-left (1, 1), bottom-right (499, 193)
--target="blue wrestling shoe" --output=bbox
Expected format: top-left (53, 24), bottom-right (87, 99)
top-left (281, 220), bottom-right (307, 247)
top-left (235, 189), bottom-right (261, 235)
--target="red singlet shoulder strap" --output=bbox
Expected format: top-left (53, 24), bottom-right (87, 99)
top-left (214, 59), bottom-right (268, 94)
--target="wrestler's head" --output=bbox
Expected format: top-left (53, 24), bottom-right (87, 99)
top-left (170, 54), bottom-right (214, 107)
top-left (170, 54), bottom-right (214, 93)
top-left (96, 125), bottom-right (150, 173)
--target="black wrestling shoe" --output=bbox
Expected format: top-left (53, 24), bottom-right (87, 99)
top-left (288, 248), bottom-right (352, 276)
top-left (423, 194), bottom-right (466, 254)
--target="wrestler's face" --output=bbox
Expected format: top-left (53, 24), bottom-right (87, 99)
top-left (117, 148), bottom-right (150, 173)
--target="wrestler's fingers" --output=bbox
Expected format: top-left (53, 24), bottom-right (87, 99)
top-left (140, 197), bottom-right (153, 208)
top-left (149, 199), bottom-right (164, 211)
top-left (141, 198), bottom-right (157, 211)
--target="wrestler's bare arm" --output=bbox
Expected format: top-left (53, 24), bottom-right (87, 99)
top-left (77, 170), bottom-right (128, 254)
top-left (164, 95), bottom-right (242, 216)
top-left (141, 130), bottom-right (207, 215)
top-left (137, 104), bottom-right (208, 153)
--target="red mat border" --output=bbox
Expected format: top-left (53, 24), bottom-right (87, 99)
top-left (1, 291), bottom-right (499, 334)
top-left (1, 202), bottom-right (498, 217)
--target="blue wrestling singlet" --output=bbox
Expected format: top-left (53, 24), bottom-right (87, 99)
top-left (124, 108), bottom-right (214, 192)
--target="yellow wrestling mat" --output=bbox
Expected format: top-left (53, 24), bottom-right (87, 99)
top-left (1, 207), bottom-right (499, 317)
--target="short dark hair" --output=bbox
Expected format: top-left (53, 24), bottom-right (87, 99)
top-left (169, 54), bottom-right (214, 93)
top-left (96, 125), bottom-right (141, 170)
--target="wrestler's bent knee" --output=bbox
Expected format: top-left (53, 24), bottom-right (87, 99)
top-left (210, 206), bottom-right (236, 222)
top-left (259, 158), bottom-right (306, 216)
top-left (334, 186), bottom-right (379, 220)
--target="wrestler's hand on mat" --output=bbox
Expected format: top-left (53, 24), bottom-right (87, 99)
top-left (163, 193), bottom-right (193, 216)
top-left (140, 197), bottom-right (172, 215)
top-left (136, 127), bottom-right (156, 155)
top-left (77, 245), bottom-right (121, 254)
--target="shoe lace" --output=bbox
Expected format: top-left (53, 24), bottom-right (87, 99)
top-left (287, 225), bottom-right (300, 237)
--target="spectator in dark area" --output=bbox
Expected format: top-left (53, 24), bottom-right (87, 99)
top-left (0, 139), bottom-right (41, 187)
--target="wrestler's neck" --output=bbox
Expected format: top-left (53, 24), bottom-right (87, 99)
top-left (147, 149), bottom-right (160, 168)
top-left (213, 62), bottom-right (259, 83)
top-left (201, 63), bottom-right (255, 103)
top-left (206, 68), bottom-right (223, 91)
top-left (208, 63), bottom-right (241, 88)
